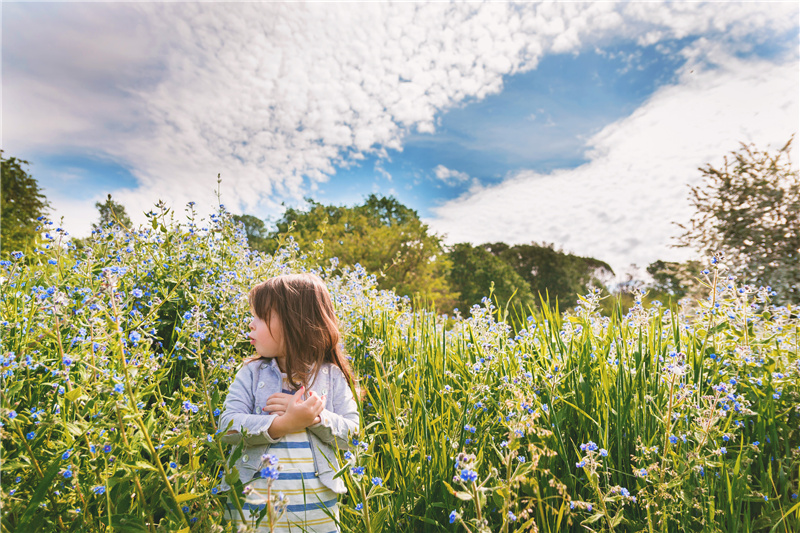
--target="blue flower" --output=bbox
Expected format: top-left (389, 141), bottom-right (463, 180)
top-left (371, 477), bottom-right (382, 486)
top-left (170, 462), bottom-right (177, 469)
top-left (182, 505), bottom-right (190, 513)
top-left (460, 469), bottom-right (478, 483)
top-left (260, 467), bottom-right (279, 480)
top-left (719, 447), bottom-right (727, 455)
top-left (449, 510), bottom-right (457, 524)
top-left (575, 461), bottom-right (586, 469)
top-left (213, 408), bottom-right (220, 417)
top-left (599, 448), bottom-right (608, 457)
top-left (131, 289), bottom-right (144, 298)
top-left (92, 486), bottom-right (106, 495)
top-left (26, 431), bottom-right (35, 440)
top-left (129, 331), bottom-right (141, 343)
top-left (211, 487), bottom-right (219, 495)
top-left (344, 451), bottom-right (354, 461)
top-left (351, 466), bottom-right (365, 476)
top-left (103, 445), bottom-right (112, 453)
top-left (580, 441), bottom-right (598, 452)
top-left (639, 468), bottom-right (647, 477)
top-left (62, 449), bottom-right (73, 460)
top-left (63, 468), bottom-right (73, 479)
top-left (507, 511), bottom-right (517, 522)
top-left (8, 410), bottom-right (16, 419)
top-left (669, 435), bottom-right (678, 445)
top-left (355, 503), bottom-right (363, 511)
top-left (183, 311), bottom-right (193, 320)
top-left (620, 487), bottom-right (630, 497)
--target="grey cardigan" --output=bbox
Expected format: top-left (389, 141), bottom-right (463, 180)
top-left (218, 357), bottom-right (360, 494)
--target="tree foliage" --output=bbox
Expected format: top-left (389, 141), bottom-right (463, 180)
top-left (675, 137), bottom-right (799, 304)
top-left (232, 214), bottom-right (270, 252)
top-left (446, 242), bottom-right (537, 316)
top-left (266, 195), bottom-right (457, 310)
top-left (0, 151), bottom-right (50, 257)
top-left (482, 242), bottom-right (614, 310)
top-left (645, 259), bottom-right (705, 304)
top-left (93, 194), bottom-right (132, 231)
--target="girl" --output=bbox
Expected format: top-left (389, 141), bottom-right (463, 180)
top-left (219, 273), bottom-right (360, 532)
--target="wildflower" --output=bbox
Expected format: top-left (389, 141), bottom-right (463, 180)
top-left (669, 435), bottom-right (678, 445)
top-left (576, 460), bottom-right (586, 469)
top-left (103, 445), bottom-right (112, 453)
top-left (26, 431), bottom-right (35, 440)
top-left (62, 449), bottom-right (73, 460)
top-left (449, 510), bottom-right (457, 524)
top-left (599, 448), bottom-right (608, 457)
top-left (261, 454), bottom-right (279, 466)
top-left (508, 511), bottom-right (517, 522)
top-left (92, 486), bottom-right (106, 495)
top-left (620, 487), bottom-right (630, 497)
top-left (211, 487), bottom-right (219, 495)
top-left (113, 383), bottom-right (124, 394)
top-left (63, 467), bottom-right (73, 479)
top-left (351, 466), bottom-right (365, 476)
top-left (132, 289), bottom-right (144, 298)
top-left (260, 467), bottom-right (279, 480)
top-left (62, 357), bottom-right (72, 367)
top-left (129, 331), bottom-right (141, 343)
top-left (722, 435), bottom-right (730, 442)
top-left (169, 462), bottom-right (177, 469)
top-left (580, 441), bottom-right (598, 452)
top-left (517, 456), bottom-right (526, 463)
top-left (638, 468), bottom-right (647, 477)
top-left (719, 447), bottom-right (727, 455)
top-left (344, 451), bottom-right (354, 461)
top-left (355, 503), bottom-right (363, 511)
top-left (460, 469), bottom-right (478, 483)
top-left (213, 408), bottom-right (220, 417)
top-left (371, 477), bottom-right (382, 486)
top-left (8, 410), bottom-right (16, 419)
top-left (182, 505), bottom-right (190, 513)
top-left (587, 503), bottom-right (593, 511)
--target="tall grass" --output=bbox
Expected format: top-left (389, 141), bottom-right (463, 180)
top-left (1, 203), bottom-right (797, 532)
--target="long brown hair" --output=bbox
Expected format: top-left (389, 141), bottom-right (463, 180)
top-left (245, 273), bottom-right (356, 391)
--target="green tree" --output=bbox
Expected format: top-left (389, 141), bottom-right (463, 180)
top-left (674, 137), bottom-right (799, 304)
top-left (1, 151), bottom-right (50, 257)
top-left (483, 241), bottom-right (614, 310)
top-left (446, 242), bottom-right (537, 316)
top-left (267, 195), bottom-right (458, 310)
top-left (232, 214), bottom-right (270, 252)
top-left (645, 259), bottom-right (705, 304)
top-left (93, 194), bottom-right (132, 231)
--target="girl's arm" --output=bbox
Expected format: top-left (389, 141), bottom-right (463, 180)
top-left (219, 363), bottom-right (281, 447)
top-left (306, 366), bottom-right (360, 450)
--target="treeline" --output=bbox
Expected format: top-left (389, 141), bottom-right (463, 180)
top-left (3, 136), bottom-right (796, 314)
top-left (232, 195), bottom-right (701, 317)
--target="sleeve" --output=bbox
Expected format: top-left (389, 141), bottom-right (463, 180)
top-left (306, 366), bottom-right (360, 451)
top-left (219, 363), bottom-right (281, 447)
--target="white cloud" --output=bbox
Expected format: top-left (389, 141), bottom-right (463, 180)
top-left (433, 165), bottom-right (470, 185)
top-left (426, 53), bottom-right (799, 286)
top-left (3, 2), bottom-right (797, 238)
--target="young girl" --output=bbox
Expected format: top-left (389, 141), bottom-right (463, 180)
top-left (219, 273), bottom-right (360, 532)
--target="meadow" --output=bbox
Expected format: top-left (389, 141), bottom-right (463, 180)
top-left (1, 202), bottom-right (798, 533)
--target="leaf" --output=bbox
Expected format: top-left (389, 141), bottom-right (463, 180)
top-left (582, 512), bottom-right (605, 525)
top-left (65, 386), bottom-right (84, 402)
top-left (442, 481), bottom-right (473, 501)
top-left (110, 515), bottom-right (150, 533)
top-left (175, 493), bottom-right (201, 503)
top-left (14, 459), bottom-right (62, 533)
top-left (370, 506), bottom-right (390, 533)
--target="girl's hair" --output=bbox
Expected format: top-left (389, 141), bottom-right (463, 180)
top-left (245, 273), bottom-right (356, 391)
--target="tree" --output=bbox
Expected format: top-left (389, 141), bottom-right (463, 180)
top-left (483, 242), bottom-right (615, 310)
top-left (232, 214), bottom-right (270, 252)
top-left (93, 194), bottom-right (132, 231)
top-left (645, 259), bottom-right (705, 304)
top-left (446, 243), bottom-right (537, 316)
top-left (674, 137), bottom-right (799, 304)
top-left (267, 195), bottom-right (458, 310)
top-left (1, 151), bottom-right (50, 257)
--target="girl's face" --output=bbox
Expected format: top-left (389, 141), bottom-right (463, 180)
top-left (248, 309), bottom-right (284, 360)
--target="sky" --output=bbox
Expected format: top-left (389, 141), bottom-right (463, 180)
top-left (3, 2), bottom-right (798, 286)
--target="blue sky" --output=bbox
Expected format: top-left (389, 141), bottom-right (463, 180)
top-left (4, 2), bottom-right (798, 283)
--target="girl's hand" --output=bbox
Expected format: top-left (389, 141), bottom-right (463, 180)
top-left (263, 392), bottom-right (292, 415)
top-left (270, 387), bottom-right (327, 436)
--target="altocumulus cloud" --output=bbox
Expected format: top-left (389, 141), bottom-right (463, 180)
top-left (4, 2), bottom-right (797, 237)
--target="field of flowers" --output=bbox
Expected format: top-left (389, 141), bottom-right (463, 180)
top-left (1, 202), bottom-right (798, 533)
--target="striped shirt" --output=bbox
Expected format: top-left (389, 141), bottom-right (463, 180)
top-left (225, 380), bottom-right (340, 533)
